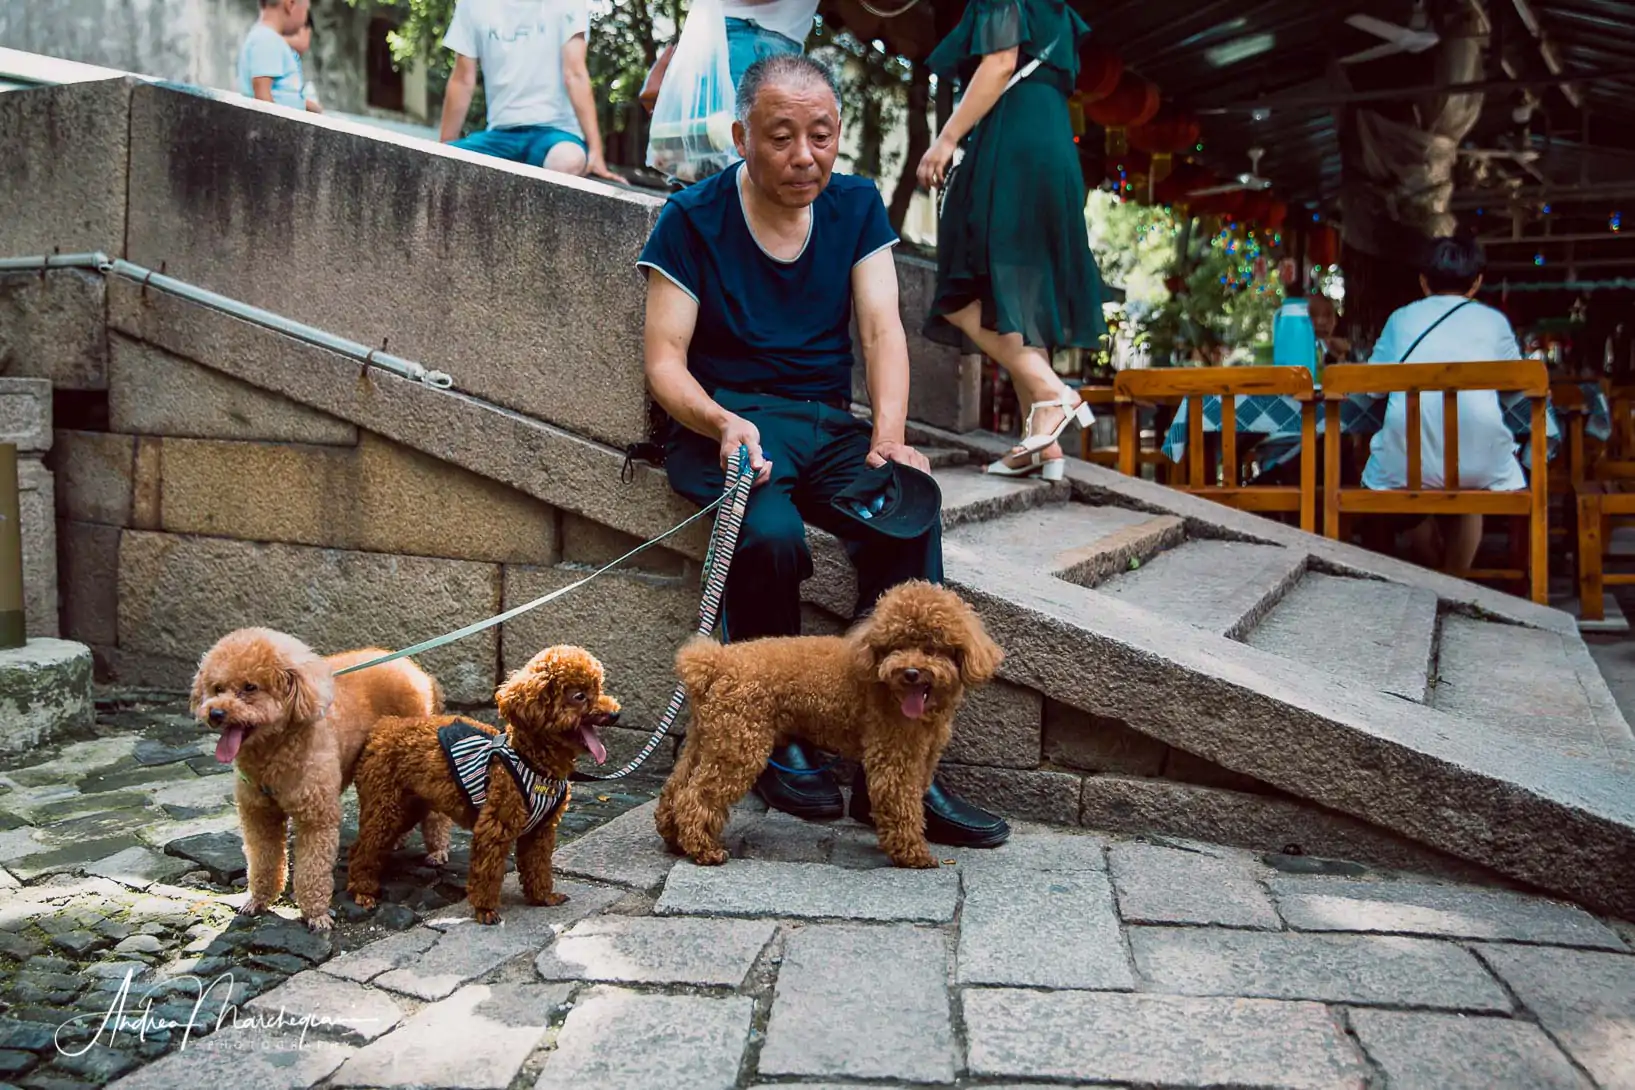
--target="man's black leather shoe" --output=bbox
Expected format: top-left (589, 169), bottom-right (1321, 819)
top-left (752, 742), bottom-right (844, 821)
top-left (848, 768), bottom-right (1011, 848)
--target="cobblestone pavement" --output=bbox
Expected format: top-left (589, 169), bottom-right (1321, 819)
top-left (4, 694), bottom-right (1635, 1089)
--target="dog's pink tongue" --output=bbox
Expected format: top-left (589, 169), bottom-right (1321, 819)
top-left (901, 687), bottom-right (930, 720)
top-left (215, 726), bottom-right (246, 764)
top-left (575, 724), bottom-right (609, 765)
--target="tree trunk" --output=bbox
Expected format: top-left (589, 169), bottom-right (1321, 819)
top-left (889, 62), bottom-right (930, 232)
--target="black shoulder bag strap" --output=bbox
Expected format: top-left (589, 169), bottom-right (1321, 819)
top-left (1398, 299), bottom-right (1474, 363)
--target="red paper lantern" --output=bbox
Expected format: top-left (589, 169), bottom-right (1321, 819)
top-left (1308, 225), bottom-right (1340, 265)
top-left (1263, 199), bottom-right (1288, 232)
top-left (1085, 72), bottom-right (1161, 129)
top-left (1076, 45), bottom-right (1124, 103)
top-left (1129, 111), bottom-right (1201, 155)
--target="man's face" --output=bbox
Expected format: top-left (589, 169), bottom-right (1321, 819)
top-left (283, 0), bottom-right (311, 34)
top-left (1309, 297), bottom-right (1337, 338)
top-left (734, 81), bottom-right (840, 209)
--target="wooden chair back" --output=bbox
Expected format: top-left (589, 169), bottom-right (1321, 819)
top-left (1318, 360), bottom-right (1550, 603)
top-left (1114, 366), bottom-right (1317, 532)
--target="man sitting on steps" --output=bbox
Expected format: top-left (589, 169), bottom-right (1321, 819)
top-left (637, 54), bottom-right (1010, 849)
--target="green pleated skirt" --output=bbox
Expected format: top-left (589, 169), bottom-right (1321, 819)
top-left (924, 79), bottom-right (1109, 353)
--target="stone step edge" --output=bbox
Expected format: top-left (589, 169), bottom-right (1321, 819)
top-left (1052, 515), bottom-right (1187, 589)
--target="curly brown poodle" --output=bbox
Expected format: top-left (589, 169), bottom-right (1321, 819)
top-left (346, 645), bottom-right (621, 925)
top-left (190, 628), bottom-right (452, 930)
top-left (655, 580), bottom-right (1004, 869)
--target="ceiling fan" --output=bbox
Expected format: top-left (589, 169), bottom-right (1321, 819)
top-left (1341, 1), bottom-right (1442, 65)
top-left (1189, 147), bottom-right (1274, 196)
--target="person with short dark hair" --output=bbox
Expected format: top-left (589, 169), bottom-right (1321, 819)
top-left (1361, 235), bottom-right (1525, 574)
top-left (638, 54), bottom-right (1011, 850)
top-left (240, 0), bottom-right (316, 113)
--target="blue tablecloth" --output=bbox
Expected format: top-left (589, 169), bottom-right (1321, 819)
top-left (1158, 384), bottom-right (1610, 475)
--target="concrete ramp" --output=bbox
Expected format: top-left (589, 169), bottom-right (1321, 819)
top-left (4, 72), bottom-right (1633, 918)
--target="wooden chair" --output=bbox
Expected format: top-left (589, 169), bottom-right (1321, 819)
top-left (1573, 482), bottom-right (1635, 621)
top-left (1079, 384), bottom-right (1175, 481)
top-left (1115, 366), bottom-right (1317, 532)
top-left (1320, 361), bottom-right (1550, 605)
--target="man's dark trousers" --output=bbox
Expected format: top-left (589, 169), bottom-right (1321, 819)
top-left (665, 389), bottom-right (943, 642)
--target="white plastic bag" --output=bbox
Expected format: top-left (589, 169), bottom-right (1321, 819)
top-left (645, 0), bottom-right (738, 183)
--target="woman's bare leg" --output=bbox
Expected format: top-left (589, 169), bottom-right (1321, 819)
top-left (1441, 514), bottom-right (1484, 575)
top-left (943, 302), bottom-right (1074, 465)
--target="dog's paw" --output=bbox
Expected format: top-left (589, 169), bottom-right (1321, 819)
top-left (423, 849), bottom-right (450, 867)
top-left (237, 898), bottom-right (268, 917)
top-left (527, 891), bottom-right (569, 908)
top-left (304, 913), bottom-right (335, 933)
top-left (892, 848), bottom-right (941, 869)
top-left (691, 847), bottom-right (729, 867)
top-left (350, 892), bottom-right (378, 910)
top-left (474, 908), bottom-right (501, 926)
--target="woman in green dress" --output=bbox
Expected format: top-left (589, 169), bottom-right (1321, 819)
top-left (919, 0), bottom-right (1107, 480)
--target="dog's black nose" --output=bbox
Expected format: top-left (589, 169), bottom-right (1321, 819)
top-left (903, 668), bottom-right (922, 685)
top-left (605, 711), bottom-right (620, 725)
top-left (208, 707), bottom-right (226, 725)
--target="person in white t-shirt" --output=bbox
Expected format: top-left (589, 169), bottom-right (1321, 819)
top-left (720, 0), bottom-right (820, 86)
top-left (438, 0), bottom-right (622, 181)
top-left (1361, 235), bottom-right (1525, 574)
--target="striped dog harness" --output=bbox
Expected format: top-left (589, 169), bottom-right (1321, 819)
top-left (437, 721), bottom-right (567, 836)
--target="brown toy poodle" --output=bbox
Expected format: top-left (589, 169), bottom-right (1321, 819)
top-left (655, 580), bottom-right (1003, 869)
top-left (190, 628), bottom-right (451, 930)
top-left (346, 646), bottom-right (621, 925)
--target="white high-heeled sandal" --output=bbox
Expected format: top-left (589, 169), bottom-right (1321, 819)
top-left (984, 392), bottom-right (1094, 481)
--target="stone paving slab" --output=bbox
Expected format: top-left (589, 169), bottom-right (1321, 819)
top-left (958, 869), bottom-right (1133, 990)
top-left (760, 924), bottom-right (956, 1084)
top-left (245, 969), bottom-right (407, 1043)
top-left (422, 875), bottom-right (626, 932)
top-left (1108, 841), bottom-right (1281, 928)
top-left (1348, 1009), bottom-right (1593, 1090)
top-left (533, 916), bottom-right (775, 987)
top-left (1129, 927), bottom-right (1513, 1012)
top-left (1476, 943), bottom-right (1635, 1089)
top-left (963, 988), bottom-right (1366, 1089)
top-left (378, 881), bottom-right (623, 1000)
top-left (944, 827), bottom-right (1107, 875)
top-left (330, 982), bottom-right (572, 1089)
top-left (552, 799), bottom-right (677, 891)
top-left (1270, 876), bottom-right (1628, 949)
top-left (317, 926), bottom-right (441, 984)
top-left (536, 987), bottom-right (755, 1090)
top-left (83, 846), bottom-right (193, 891)
top-left (655, 859), bottom-right (960, 922)
top-left (105, 1033), bottom-right (354, 1090)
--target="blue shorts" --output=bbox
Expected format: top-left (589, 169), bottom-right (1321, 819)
top-left (452, 124), bottom-right (586, 168)
top-left (725, 18), bottom-right (804, 88)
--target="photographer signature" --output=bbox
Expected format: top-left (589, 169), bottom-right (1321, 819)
top-left (55, 968), bottom-right (365, 1055)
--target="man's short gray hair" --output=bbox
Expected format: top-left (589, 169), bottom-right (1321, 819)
top-left (734, 54), bottom-right (841, 124)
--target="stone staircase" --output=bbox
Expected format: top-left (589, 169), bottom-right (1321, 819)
top-left (797, 448), bottom-right (1635, 919)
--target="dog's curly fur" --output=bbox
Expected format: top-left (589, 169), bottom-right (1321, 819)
top-left (190, 628), bottom-right (451, 930)
top-left (346, 646), bottom-right (620, 924)
top-left (655, 580), bottom-right (1004, 869)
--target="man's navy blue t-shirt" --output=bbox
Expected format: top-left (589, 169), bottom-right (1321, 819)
top-left (636, 162), bottom-right (899, 405)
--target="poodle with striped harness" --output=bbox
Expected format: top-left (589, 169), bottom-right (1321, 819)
top-left (347, 646), bottom-right (621, 924)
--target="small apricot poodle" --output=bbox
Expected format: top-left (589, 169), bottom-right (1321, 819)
top-left (190, 628), bottom-right (451, 930)
top-left (347, 646), bottom-right (621, 924)
top-left (656, 580), bottom-right (1004, 869)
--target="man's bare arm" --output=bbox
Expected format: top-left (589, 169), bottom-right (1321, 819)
top-left (852, 247), bottom-right (929, 471)
top-left (644, 272), bottom-right (771, 482)
top-left (439, 55), bottom-right (478, 143)
top-left (252, 75), bottom-right (275, 104)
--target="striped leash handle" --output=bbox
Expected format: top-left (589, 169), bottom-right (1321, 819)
top-left (570, 444), bottom-right (756, 781)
